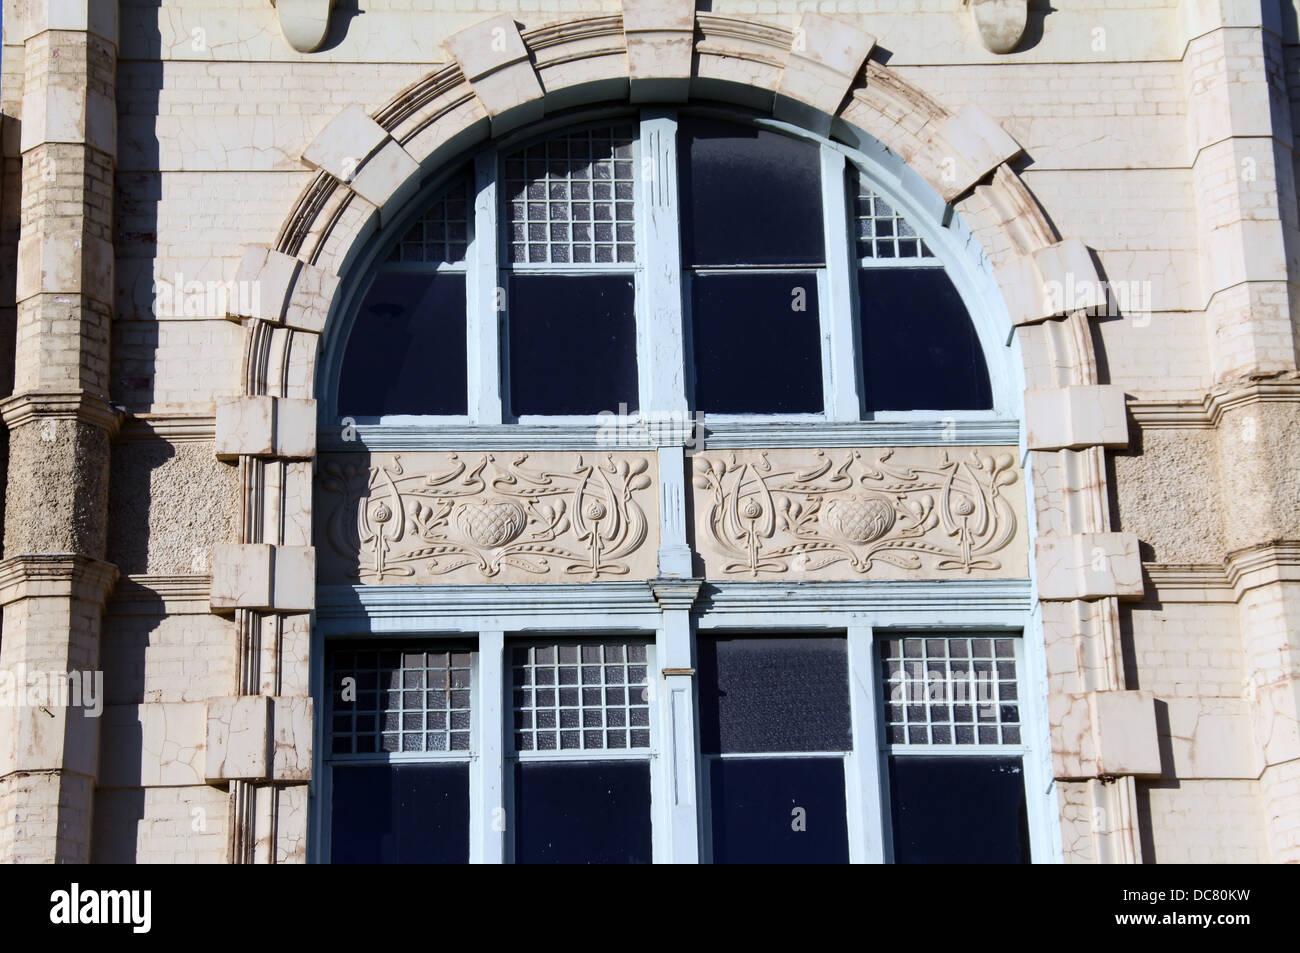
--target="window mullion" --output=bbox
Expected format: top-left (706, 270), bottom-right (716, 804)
top-left (467, 151), bottom-right (503, 424)
top-left (846, 624), bottom-right (887, 863)
top-left (819, 145), bottom-right (862, 421)
top-left (637, 110), bottom-right (688, 416)
top-left (471, 630), bottom-right (505, 863)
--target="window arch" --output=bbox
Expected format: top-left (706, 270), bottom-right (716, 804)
top-left (327, 108), bottom-right (1005, 428)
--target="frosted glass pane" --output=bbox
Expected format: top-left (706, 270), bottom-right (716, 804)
top-left (679, 117), bottom-right (823, 266)
top-left (698, 636), bottom-right (850, 754)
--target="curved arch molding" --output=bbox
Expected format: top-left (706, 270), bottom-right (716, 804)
top-left (208, 3), bottom-right (1151, 864)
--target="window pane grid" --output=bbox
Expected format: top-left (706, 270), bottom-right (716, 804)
top-left (512, 642), bottom-right (650, 752)
top-left (504, 126), bottom-right (637, 266)
top-left (330, 648), bottom-right (472, 755)
top-left (386, 178), bottom-right (469, 265)
top-left (879, 636), bottom-right (1020, 746)
top-left (854, 181), bottom-right (935, 262)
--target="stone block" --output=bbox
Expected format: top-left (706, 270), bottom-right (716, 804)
top-left (1037, 533), bottom-right (1143, 601)
top-left (205, 695), bottom-right (271, 782)
top-left (1025, 385), bottom-right (1129, 450)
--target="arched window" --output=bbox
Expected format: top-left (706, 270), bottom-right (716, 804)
top-left (329, 110), bottom-right (999, 426)
top-left (317, 108), bottom-right (1041, 866)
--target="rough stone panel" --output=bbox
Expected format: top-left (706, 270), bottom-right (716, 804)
top-left (3, 417), bottom-right (109, 558)
top-left (107, 439), bottom-right (238, 575)
top-left (1112, 429), bottom-right (1226, 564)
top-left (91, 784), bottom-right (228, 864)
top-left (1213, 399), bottom-right (1300, 553)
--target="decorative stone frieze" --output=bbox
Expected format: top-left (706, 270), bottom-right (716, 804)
top-left (690, 447), bottom-right (1028, 581)
top-left (316, 451), bottom-right (660, 584)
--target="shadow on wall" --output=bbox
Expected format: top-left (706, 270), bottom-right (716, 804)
top-left (113, 0), bottom-right (162, 416)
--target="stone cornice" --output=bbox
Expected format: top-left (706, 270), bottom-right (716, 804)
top-left (0, 392), bottom-right (123, 436)
top-left (0, 555), bottom-right (119, 608)
top-left (1225, 542), bottom-right (1300, 597)
top-left (1141, 563), bottom-right (1235, 603)
top-left (1205, 374), bottom-right (1300, 427)
top-left (1128, 376), bottom-right (1300, 430)
top-left (117, 414), bottom-right (217, 443)
top-left (108, 574), bottom-right (213, 613)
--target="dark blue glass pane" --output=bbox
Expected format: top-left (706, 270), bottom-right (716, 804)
top-left (679, 117), bottom-right (824, 266)
top-left (888, 755), bottom-right (1030, 863)
top-left (330, 763), bottom-right (469, 863)
top-left (858, 269), bottom-right (992, 411)
top-left (338, 272), bottom-right (467, 416)
top-left (513, 760), bottom-right (651, 863)
top-left (691, 273), bottom-right (822, 414)
top-left (507, 274), bottom-right (638, 416)
top-left (698, 636), bottom-right (850, 754)
top-left (709, 757), bottom-right (848, 863)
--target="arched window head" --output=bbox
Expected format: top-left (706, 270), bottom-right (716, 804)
top-left (333, 111), bottom-right (997, 425)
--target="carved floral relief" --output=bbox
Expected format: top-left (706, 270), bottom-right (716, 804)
top-left (316, 451), bottom-right (659, 584)
top-left (690, 447), bottom-right (1027, 580)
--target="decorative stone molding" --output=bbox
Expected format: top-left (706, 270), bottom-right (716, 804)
top-left (316, 451), bottom-right (660, 584)
top-left (270, 0), bottom-right (338, 54)
top-left (215, 396), bottom-right (316, 460)
top-left (1036, 533), bottom-right (1143, 601)
top-left (999, 238), bottom-right (1101, 327)
top-left (1141, 563), bottom-right (1235, 603)
top-left (210, 543), bottom-right (315, 613)
top-left (966, 0), bottom-right (1027, 54)
top-left (691, 447), bottom-right (1027, 581)
top-left (444, 15), bottom-right (545, 131)
top-left (0, 555), bottom-right (119, 608)
top-left (774, 13), bottom-right (876, 135)
top-left (1054, 689), bottom-right (1161, 780)
top-left (117, 413), bottom-right (217, 443)
top-left (1025, 385), bottom-right (1129, 450)
top-left (1224, 542), bottom-right (1300, 598)
top-left (648, 577), bottom-right (703, 611)
top-left (907, 105), bottom-right (1022, 203)
top-left (622, 0), bottom-right (695, 101)
top-left (0, 391), bottom-right (122, 436)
